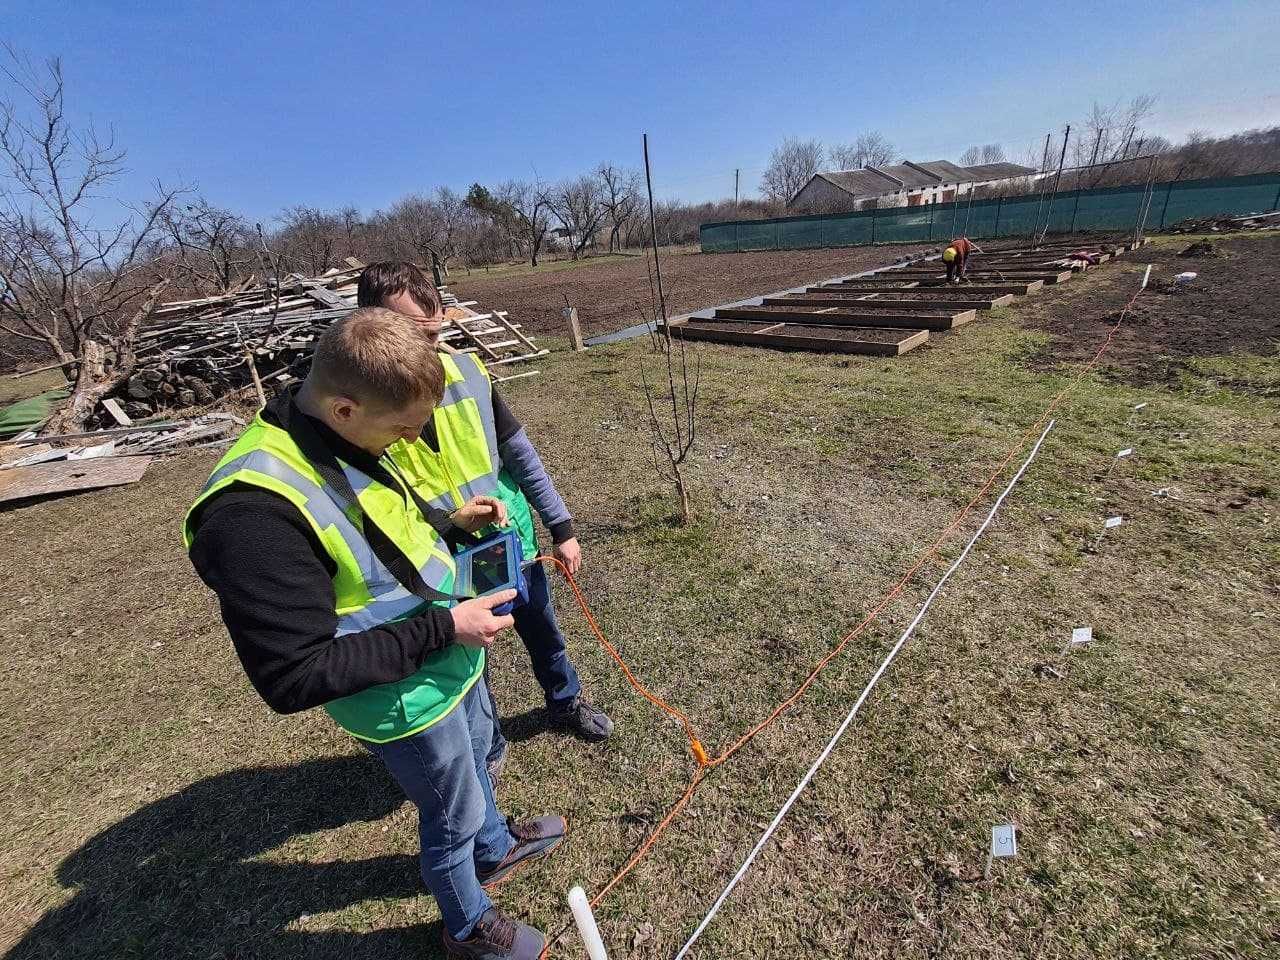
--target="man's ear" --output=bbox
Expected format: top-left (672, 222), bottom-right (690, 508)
top-left (329, 395), bottom-right (359, 424)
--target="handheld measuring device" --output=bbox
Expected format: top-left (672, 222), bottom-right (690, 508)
top-left (454, 529), bottom-right (530, 615)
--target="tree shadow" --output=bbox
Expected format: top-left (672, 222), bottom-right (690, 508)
top-left (7, 754), bottom-right (448, 960)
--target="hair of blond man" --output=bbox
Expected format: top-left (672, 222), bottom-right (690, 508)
top-left (308, 307), bottom-right (445, 410)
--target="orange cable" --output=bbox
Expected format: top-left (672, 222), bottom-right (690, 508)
top-left (534, 268), bottom-right (1147, 952)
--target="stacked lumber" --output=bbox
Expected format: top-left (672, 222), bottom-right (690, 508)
top-left (95, 258), bottom-right (546, 428)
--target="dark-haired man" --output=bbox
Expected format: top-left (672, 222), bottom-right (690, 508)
top-left (357, 263), bottom-right (613, 778)
top-left (187, 308), bottom-right (562, 959)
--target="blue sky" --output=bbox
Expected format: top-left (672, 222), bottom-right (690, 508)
top-left (4, 0), bottom-right (1278, 223)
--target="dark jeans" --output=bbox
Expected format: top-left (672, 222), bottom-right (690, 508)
top-left (360, 678), bottom-right (514, 940)
top-left (486, 562), bottom-right (582, 764)
top-left (946, 256), bottom-right (966, 281)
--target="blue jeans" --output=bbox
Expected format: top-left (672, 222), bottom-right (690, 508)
top-left (486, 562), bottom-right (582, 764)
top-left (360, 677), bottom-right (515, 940)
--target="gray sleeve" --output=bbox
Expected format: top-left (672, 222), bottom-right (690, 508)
top-left (498, 427), bottom-right (573, 537)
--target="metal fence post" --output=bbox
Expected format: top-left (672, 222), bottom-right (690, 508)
top-left (1158, 180), bottom-right (1176, 228)
top-left (870, 205), bottom-right (877, 243)
top-left (1271, 179), bottom-right (1280, 212)
top-left (993, 196), bottom-right (1003, 236)
top-left (928, 200), bottom-right (935, 241)
top-left (949, 199), bottom-right (958, 238)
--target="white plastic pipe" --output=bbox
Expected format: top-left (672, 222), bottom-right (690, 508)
top-left (568, 886), bottom-right (610, 960)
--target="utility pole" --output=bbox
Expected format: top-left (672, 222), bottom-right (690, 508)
top-left (1029, 132), bottom-right (1052, 245)
top-left (1071, 127), bottom-right (1104, 231)
top-left (1037, 124), bottom-right (1071, 244)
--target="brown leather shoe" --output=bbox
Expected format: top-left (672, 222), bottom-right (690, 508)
top-left (443, 907), bottom-right (546, 959)
top-left (478, 815), bottom-right (567, 889)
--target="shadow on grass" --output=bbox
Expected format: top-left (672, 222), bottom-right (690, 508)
top-left (7, 754), bottom-right (446, 960)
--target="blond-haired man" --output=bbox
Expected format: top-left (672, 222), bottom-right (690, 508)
top-left (186, 308), bottom-right (561, 958)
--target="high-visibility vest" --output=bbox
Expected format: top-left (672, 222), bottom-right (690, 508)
top-left (184, 414), bottom-right (483, 743)
top-left (392, 352), bottom-right (537, 556)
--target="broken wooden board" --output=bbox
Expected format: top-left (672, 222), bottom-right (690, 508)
top-left (715, 307), bottom-right (973, 331)
top-left (674, 320), bottom-right (928, 357)
top-left (0, 456), bottom-right (152, 505)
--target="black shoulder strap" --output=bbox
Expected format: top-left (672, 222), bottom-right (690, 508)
top-left (284, 404), bottom-right (464, 606)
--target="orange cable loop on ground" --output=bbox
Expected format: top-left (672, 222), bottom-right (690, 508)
top-left (533, 273), bottom-right (1147, 957)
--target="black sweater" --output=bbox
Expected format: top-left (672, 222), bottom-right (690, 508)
top-left (189, 390), bottom-right (512, 715)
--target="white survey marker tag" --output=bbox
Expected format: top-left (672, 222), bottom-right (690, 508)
top-left (1117, 448), bottom-right (1134, 458)
top-left (1071, 626), bottom-right (1093, 645)
top-left (991, 824), bottom-right (1017, 858)
top-left (1104, 516), bottom-right (1123, 529)
top-left (1133, 402), bottom-right (1148, 411)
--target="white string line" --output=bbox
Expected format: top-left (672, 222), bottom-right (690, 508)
top-left (673, 417), bottom-right (1058, 960)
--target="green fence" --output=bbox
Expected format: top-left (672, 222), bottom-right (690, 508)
top-left (700, 172), bottom-right (1280, 253)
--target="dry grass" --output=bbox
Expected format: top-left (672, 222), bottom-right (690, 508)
top-left (1, 235), bottom-right (1277, 959)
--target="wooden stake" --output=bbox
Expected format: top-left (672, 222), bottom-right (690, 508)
top-left (564, 306), bottom-right (586, 351)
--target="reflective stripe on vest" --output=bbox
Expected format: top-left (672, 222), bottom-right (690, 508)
top-left (185, 414), bottom-right (483, 744)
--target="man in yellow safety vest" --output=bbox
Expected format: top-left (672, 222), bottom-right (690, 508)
top-left (187, 308), bottom-right (561, 959)
top-left (357, 262), bottom-right (613, 783)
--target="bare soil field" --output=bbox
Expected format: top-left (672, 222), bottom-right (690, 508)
top-left (1022, 235), bottom-right (1280, 387)
top-left (449, 244), bottom-right (930, 339)
top-left (2, 233), bottom-right (1277, 959)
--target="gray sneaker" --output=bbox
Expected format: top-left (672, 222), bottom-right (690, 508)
top-left (549, 696), bottom-right (614, 742)
top-left (443, 908), bottom-right (545, 960)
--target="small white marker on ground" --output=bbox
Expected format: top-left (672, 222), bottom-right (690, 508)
top-left (1133, 402), bottom-right (1148, 411)
top-left (1071, 626), bottom-right (1093, 645)
top-left (1141, 264), bottom-right (1153, 289)
top-left (1117, 448), bottom-right (1134, 459)
top-left (1091, 516), bottom-right (1124, 551)
top-left (985, 824), bottom-right (1018, 879)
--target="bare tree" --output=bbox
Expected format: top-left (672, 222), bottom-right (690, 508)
top-left (980, 143), bottom-right (1007, 163)
top-left (547, 175), bottom-right (607, 260)
top-left (275, 206), bottom-right (342, 274)
top-left (596, 163), bottom-right (641, 252)
top-left (0, 49), bottom-right (180, 433)
top-left (760, 137), bottom-right (824, 204)
top-left (374, 188), bottom-right (469, 275)
top-left (828, 132), bottom-right (896, 170)
top-left (162, 198), bottom-right (254, 294)
top-left (494, 179), bottom-right (552, 267)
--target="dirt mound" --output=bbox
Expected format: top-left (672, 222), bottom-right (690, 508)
top-left (1178, 240), bottom-right (1219, 258)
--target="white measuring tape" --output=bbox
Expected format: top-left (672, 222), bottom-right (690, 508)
top-left (672, 418), bottom-right (1057, 959)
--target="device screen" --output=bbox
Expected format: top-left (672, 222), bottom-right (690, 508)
top-left (470, 541), bottom-right (511, 594)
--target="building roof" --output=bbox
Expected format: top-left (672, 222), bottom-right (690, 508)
top-left (907, 160), bottom-right (974, 183)
top-left (812, 168), bottom-right (900, 197)
top-left (962, 162), bottom-right (1036, 181)
top-left (874, 163), bottom-right (939, 188)
top-left (791, 159), bottom-right (1038, 206)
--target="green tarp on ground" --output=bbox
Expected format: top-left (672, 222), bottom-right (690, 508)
top-left (0, 388), bottom-right (70, 439)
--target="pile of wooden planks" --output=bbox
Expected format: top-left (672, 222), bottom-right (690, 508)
top-left (670, 236), bottom-right (1146, 357)
top-left (126, 257), bottom-right (547, 426)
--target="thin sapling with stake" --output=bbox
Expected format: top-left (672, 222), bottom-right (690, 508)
top-left (637, 133), bottom-right (700, 525)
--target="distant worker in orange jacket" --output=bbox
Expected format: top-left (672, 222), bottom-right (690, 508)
top-left (942, 236), bottom-right (982, 283)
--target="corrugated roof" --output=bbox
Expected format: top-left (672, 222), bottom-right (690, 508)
top-left (909, 160), bottom-right (973, 183)
top-left (874, 163), bottom-right (938, 188)
top-left (794, 159), bottom-right (1038, 204)
top-left (962, 162), bottom-right (1036, 181)
top-left (813, 169), bottom-right (900, 197)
